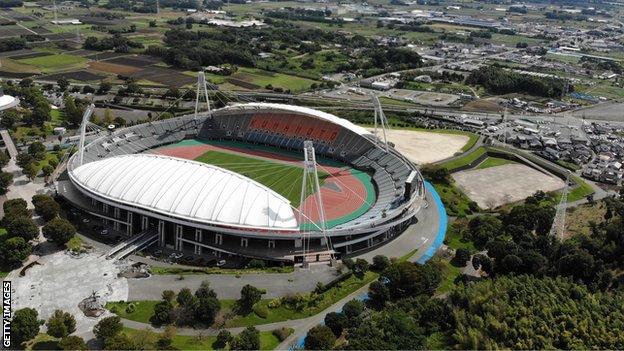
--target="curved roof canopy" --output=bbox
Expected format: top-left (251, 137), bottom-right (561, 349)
top-left (71, 154), bottom-right (298, 230)
top-left (224, 103), bottom-right (372, 136)
top-left (0, 94), bottom-right (19, 111)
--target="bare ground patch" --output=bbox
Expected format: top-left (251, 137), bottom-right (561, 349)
top-left (452, 163), bottom-right (565, 209)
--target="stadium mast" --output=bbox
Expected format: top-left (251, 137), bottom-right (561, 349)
top-left (195, 71), bottom-right (211, 119)
top-left (299, 140), bottom-right (332, 268)
top-left (372, 96), bottom-right (390, 153)
top-left (77, 104), bottom-right (95, 166)
top-left (549, 170), bottom-right (571, 239)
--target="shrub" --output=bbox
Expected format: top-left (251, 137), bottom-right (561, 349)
top-left (248, 259), bottom-right (265, 269)
top-left (272, 327), bottom-right (292, 341)
top-left (267, 298), bottom-right (281, 309)
top-left (125, 303), bottom-right (136, 314)
top-left (253, 304), bottom-right (269, 319)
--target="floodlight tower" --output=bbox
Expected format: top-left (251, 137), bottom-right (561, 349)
top-left (53, 0), bottom-right (58, 24)
top-left (298, 140), bottom-right (331, 267)
top-left (194, 71), bottom-right (211, 119)
top-left (549, 170), bottom-right (571, 239)
top-left (371, 95), bottom-right (390, 153)
top-left (77, 104), bottom-right (95, 167)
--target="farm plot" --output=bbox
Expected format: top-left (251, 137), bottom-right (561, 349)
top-left (227, 67), bottom-right (319, 93)
top-left (130, 66), bottom-right (196, 87)
top-left (107, 55), bottom-right (160, 67)
top-left (9, 51), bottom-right (52, 60)
top-left (0, 25), bottom-right (32, 38)
top-left (85, 52), bottom-right (128, 60)
top-left (41, 70), bottom-right (105, 82)
top-left (88, 61), bottom-right (142, 75)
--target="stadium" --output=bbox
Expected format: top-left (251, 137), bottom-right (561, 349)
top-left (57, 102), bottom-right (425, 264)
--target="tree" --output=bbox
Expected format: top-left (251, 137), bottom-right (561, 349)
top-left (452, 248), bottom-right (471, 267)
top-left (0, 237), bottom-right (31, 268)
top-left (23, 161), bottom-right (38, 181)
top-left (32, 194), bottom-right (60, 221)
top-left (58, 335), bottom-right (87, 350)
top-left (305, 325), bottom-right (336, 350)
top-left (237, 284), bottom-right (262, 315)
top-left (27, 141), bottom-right (46, 160)
top-left (0, 109), bottom-right (21, 129)
top-left (6, 216), bottom-right (39, 241)
top-left (342, 299), bottom-right (364, 321)
top-left (42, 165), bottom-right (54, 181)
top-left (0, 171), bottom-right (13, 195)
top-left (11, 308), bottom-right (40, 346)
top-left (381, 261), bottom-right (441, 299)
top-left (324, 312), bottom-right (347, 337)
top-left (97, 81), bottom-right (112, 94)
top-left (352, 258), bottom-right (369, 278)
top-left (0, 151), bottom-right (9, 168)
top-left (214, 330), bottom-right (231, 349)
top-left (16, 153), bottom-right (34, 169)
top-left (57, 78), bottom-right (70, 92)
top-left (195, 296), bottom-right (220, 325)
top-left (3, 198), bottom-right (30, 219)
top-left (177, 287), bottom-right (194, 307)
top-left (195, 281), bottom-right (217, 299)
top-left (162, 290), bottom-right (176, 303)
top-left (42, 218), bottom-right (76, 245)
top-left (94, 315), bottom-right (123, 340)
top-left (368, 280), bottom-right (390, 309)
top-left (371, 255), bottom-right (390, 272)
top-left (150, 300), bottom-right (173, 326)
top-left (46, 310), bottom-right (76, 338)
top-left (230, 326), bottom-right (260, 350)
top-left (104, 333), bottom-right (134, 350)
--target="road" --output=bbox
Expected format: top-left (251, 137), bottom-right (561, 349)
top-left (0, 128), bottom-right (18, 158)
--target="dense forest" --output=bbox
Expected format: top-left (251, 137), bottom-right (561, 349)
top-left (306, 190), bottom-right (624, 349)
top-left (466, 66), bottom-right (569, 98)
top-left (143, 27), bottom-right (422, 76)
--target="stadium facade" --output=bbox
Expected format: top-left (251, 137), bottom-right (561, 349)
top-left (59, 103), bottom-right (425, 263)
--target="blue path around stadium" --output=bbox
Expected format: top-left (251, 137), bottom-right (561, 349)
top-left (291, 181), bottom-right (447, 349)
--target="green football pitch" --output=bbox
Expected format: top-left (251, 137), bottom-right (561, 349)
top-left (194, 150), bottom-right (328, 207)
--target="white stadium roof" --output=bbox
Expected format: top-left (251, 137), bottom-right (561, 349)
top-left (226, 103), bottom-right (372, 136)
top-left (0, 94), bottom-right (19, 111)
top-left (71, 154), bottom-right (298, 230)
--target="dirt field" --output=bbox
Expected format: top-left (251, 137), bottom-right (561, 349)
top-left (88, 61), bottom-right (141, 75)
top-left (383, 129), bottom-right (470, 164)
top-left (452, 164), bottom-right (565, 209)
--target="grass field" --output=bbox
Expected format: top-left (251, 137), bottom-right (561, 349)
top-left (431, 180), bottom-right (476, 217)
top-left (17, 54), bottom-right (87, 73)
top-left (122, 327), bottom-right (281, 350)
top-left (229, 67), bottom-right (319, 93)
top-left (439, 147), bottom-right (486, 170)
top-left (194, 150), bottom-right (328, 207)
top-left (565, 201), bottom-right (607, 238)
top-left (475, 156), bottom-right (516, 170)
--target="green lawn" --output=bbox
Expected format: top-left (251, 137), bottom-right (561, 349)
top-left (444, 219), bottom-right (476, 251)
top-left (566, 175), bottom-right (595, 203)
top-left (194, 150), bottom-right (328, 207)
top-left (106, 301), bottom-right (159, 324)
top-left (431, 180), bottom-right (476, 217)
top-left (122, 327), bottom-right (281, 350)
top-left (439, 147), bottom-right (486, 171)
top-left (232, 67), bottom-right (319, 93)
top-left (475, 156), bottom-right (516, 170)
top-left (434, 258), bottom-right (462, 294)
top-left (17, 54), bottom-right (87, 73)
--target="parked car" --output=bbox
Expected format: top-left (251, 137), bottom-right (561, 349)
top-left (217, 260), bottom-right (226, 267)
